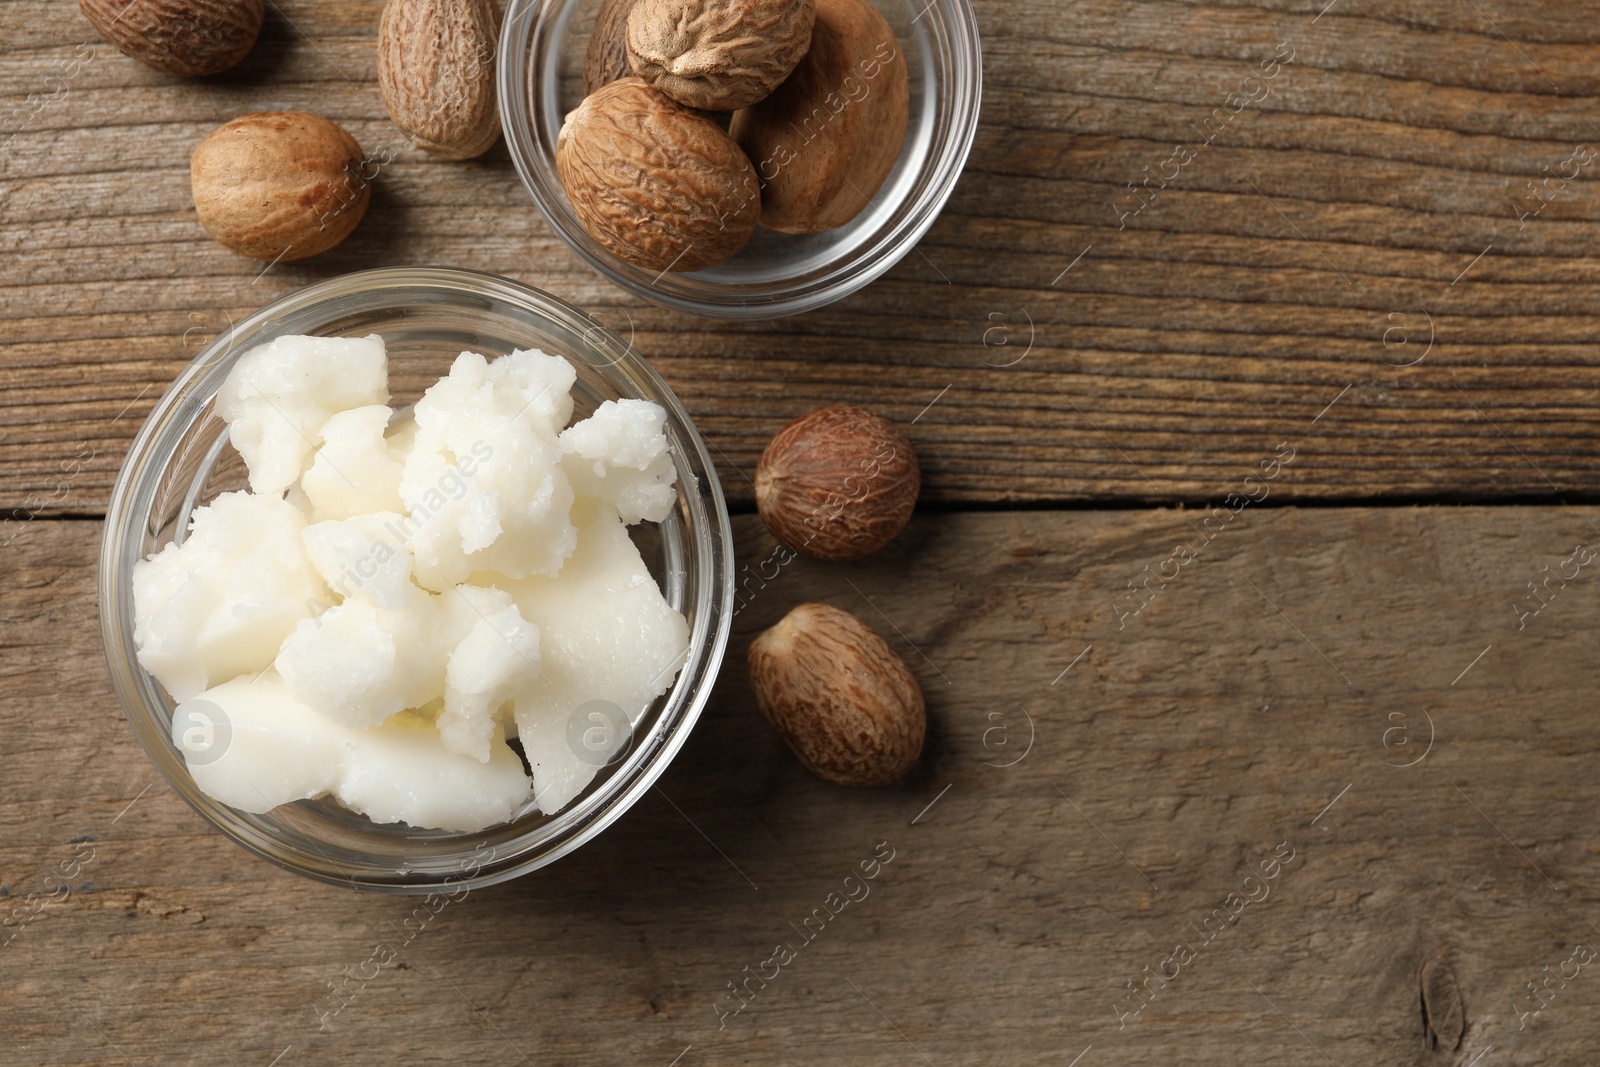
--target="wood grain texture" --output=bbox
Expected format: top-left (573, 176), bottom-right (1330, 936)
top-left (6, 1), bottom-right (1600, 513)
top-left (4, 507), bottom-right (1599, 1065)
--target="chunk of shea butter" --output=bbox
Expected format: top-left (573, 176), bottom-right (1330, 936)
top-left (215, 333), bottom-right (388, 495)
top-left (401, 349), bottom-right (578, 589)
top-left (175, 673), bottom-right (530, 831)
top-left (486, 344), bottom-right (577, 438)
top-left (559, 398), bottom-right (677, 524)
top-left (506, 499), bottom-right (689, 814)
top-left (301, 511), bottom-right (418, 610)
top-left (276, 587), bottom-right (464, 730)
top-left (132, 491), bottom-right (328, 702)
top-left (439, 585), bottom-right (542, 763)
top-left (302, 405), bottom-right (406, 520)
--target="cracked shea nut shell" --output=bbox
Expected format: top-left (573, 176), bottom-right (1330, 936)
top-left (80, 0), bottom-right (264, 77)
top-left (557, 77), bottom-right (760, 273)
top-left (729, 0), bottom-right (908, 233)
top-left (749, 603), bottom-right (925, 787)
top-left (378, 0), bottom-right (501, 160)
top-left (190, 112), bottom-right (369, 261)
top-left (756, 405), bottom-right (919, 562)
top-left (626, 0), bottom-right (815, 111)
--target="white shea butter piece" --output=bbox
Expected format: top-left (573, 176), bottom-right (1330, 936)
top-left (177, 673), bottom-right (531, 832)
top-left (301, 511), bottom-right (418, 609)
top-left (132, 491), bottom-right (328, 702)
top-left (215, 333), bottom-right (388, 495)
top-left (303, 405), bottom-right (406, 520)
top-left (136, 336), bottom-right (689, 833)
top-left (560, 398), bottom-right (678, 524)
top-left (488, 345), bottom-right (577, 439)
top-left (334, 710), bottom-right (532, 832)
top-left (276, 588), bottom-right (462, 730)
top-left (401, 350), bottom-right (577, 589)
top-left (439, 586), bottom-right (541, 764)
top-left (506, 499), bottom-right (689, 814)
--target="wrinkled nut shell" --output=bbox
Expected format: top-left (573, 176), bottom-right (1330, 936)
top-left (756, 405), bottom-right (919, 562)
top-left (556, 77), bottom-right (759, 273)
top-left (749, 603), bottom-right (925, 787)
top-left (585, 0), bottom-right (641, 95)
top-left (626, 0), bottom-right (815, 111)
top-left (729, 0), bottom-right (908, 233)
top-left (190, 112), bottom-right (369, 261)
top-left (80, 0), bottom-right (265, 77)
top-left (378, 0), bottom-right (501, 160)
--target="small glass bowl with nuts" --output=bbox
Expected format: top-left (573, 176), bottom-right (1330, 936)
top-left (499, 0), bottom-right (983, 319)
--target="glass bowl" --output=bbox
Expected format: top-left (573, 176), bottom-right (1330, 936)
top-left (498, 0), bottom-right (983, 318)
top-left (99, 267), bottom-right (735, 893)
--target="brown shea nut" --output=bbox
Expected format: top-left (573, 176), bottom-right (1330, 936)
top-left (729, 0), bottom-right (908, 233)
top-left (749, 602), bottom-right (925, 786)
top-left (556, 77), bottom-right (759, 273)
top-left (585, 0), bottom-right (642, 95)
top-left (80, 0), bottom-right (265, 77)
top-left (626, 0), bottom-right (815, 111)
top-left (755, 405), bottom-right (919, 562)
top-left (190, 112), bottom-right (369, 261)
top-left (378, 0), bottom-right (501, 160)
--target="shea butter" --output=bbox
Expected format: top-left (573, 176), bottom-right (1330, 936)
top-left (134, 333), bottom-right (688, 832)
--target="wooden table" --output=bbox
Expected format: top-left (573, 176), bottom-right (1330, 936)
top-left (4, 1), bottom-right (1598, 1064)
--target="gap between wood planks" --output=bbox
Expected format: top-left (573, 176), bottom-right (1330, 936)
top-left (16, 491), bottom-right (1600, 527)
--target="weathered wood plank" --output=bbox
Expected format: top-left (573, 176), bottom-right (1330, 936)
top-left (2, 507), bottom-right (1597, 1064)
top-left (7, 1), bottom-right (1600, 512)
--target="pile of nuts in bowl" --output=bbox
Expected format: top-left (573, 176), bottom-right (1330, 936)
top-left (559, 0), bottom-right (911, 272)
